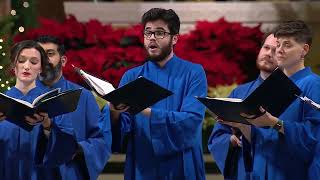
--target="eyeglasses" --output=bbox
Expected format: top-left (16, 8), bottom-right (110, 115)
top-left (143, 30), bottom-right (171, 39)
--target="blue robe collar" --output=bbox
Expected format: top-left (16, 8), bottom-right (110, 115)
top-left (6, 86), bottom-right (41, 100)
top-left (36, 76), bottom-right (66, 89)
top-left (50, 76), bottom-right (66, 89)
top-left (147, 54), bottom-right (177, 70)
top-left (257, 75), bottom-right (264, 83)
top-left (289, 67), bottom-right (312, 82)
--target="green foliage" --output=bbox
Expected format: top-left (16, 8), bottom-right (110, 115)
top-left (11, 0), bottom-right (38, 29)
top-left (0, 15), bottom-right (17, 92)
top-left (0, 0), bottom-right (37, 92)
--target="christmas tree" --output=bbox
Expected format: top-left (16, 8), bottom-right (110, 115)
top-left (0, 15), bottom-right (16, 92)
top-left (0, 0), bottom-right (37, 92)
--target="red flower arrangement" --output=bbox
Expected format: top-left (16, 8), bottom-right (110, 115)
top-left (175, 19), bottom-right (263, 86)
top-left (14, 16), bottom-right (262, 88)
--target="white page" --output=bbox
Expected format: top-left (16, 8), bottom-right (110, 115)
top-left (209, 97), bottom-right (243, 102)
top-left (0, 93), bottom-right (33, 108)
top-left (32, 88), bottom-right (61, 106)
top-left (81, 70), bottom-right (115, 96)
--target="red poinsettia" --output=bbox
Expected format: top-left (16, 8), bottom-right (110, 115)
top-left (175, 18), bottom-right (262, 86)
top-left (14, 16), bottom-right (262, 88)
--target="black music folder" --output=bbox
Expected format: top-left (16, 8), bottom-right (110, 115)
top-left (197, 68), bottom-right (302, 124)
top-left (73, 66), bottom-right (173, 115)
top-left (0, 88), bottom-right (82, 131)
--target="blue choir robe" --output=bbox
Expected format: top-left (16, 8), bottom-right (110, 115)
top-left (208, 76), bottom-right (264, 180)
top-left (251, 67), bottom-right (320, 179)
top-left (0, 86), bottom-right (78, 179)
top-left (308, 142), bottom-right (320, 180)
top-left (109, 55), bottom-right (208, 179)
top-left (36, 76), bottom-right (111, 180)
top-left (99, 105), bottom-right (112, 151)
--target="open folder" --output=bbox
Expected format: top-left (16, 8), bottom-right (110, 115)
top-left (197, 68), bottom-right (302, 124)
top-left (0, 88), bottom-right (82, 131)
top-left (73, 65), bottom-right (173, 115)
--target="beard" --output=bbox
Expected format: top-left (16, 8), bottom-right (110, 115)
top-left (145, 38), bottom-right (173, 63)
top-left (51, 60), bottom-right (63, 79)
top-left (39, 60), bottom-right (62, 84)
top-left (256, 57), bottom-right (277, 73)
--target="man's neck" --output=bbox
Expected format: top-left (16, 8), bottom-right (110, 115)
top-left (156, 51), bottom-right (174, 68)
top-left (15, 81), bottom-right (36, 95)
top-left (260, 71), bottom-right (272, 80)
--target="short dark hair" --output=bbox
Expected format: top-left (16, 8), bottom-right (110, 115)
top-left (273, 20), bottom-right (313, 46)
top-left (35, 35), bottom-right (66, 56)
top-left (10, 40), bottom-right (53, 80)
top-left (261, 31), bottom-right (274, 47)
top-left (141, 8), bottom-right (180, 35)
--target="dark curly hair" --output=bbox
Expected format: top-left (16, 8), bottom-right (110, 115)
top-left (141, 8), bottom-right (180, 35)
top-left (35, 35), bottom-right (66, 56)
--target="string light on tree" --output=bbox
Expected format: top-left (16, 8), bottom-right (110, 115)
top-left (1, 1), bottom-right (34, 92)
top-left (10, 10), bottom-right (17, 16)
top-left (23, 2), bottom-right (30, 8)
top-left (18, 26), bottom-right (25, 33)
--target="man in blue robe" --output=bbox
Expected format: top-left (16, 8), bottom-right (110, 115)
top-left (0, 40), bottom-right (78, 179)
top-left (208, 33), bottom-right (278, 180)
top-left (36, 35), bottom-right (111, 180)
top-left (309, 143), bottom-right (320, 179)
top-left (104, 8), bottom-right (207, 179)
top-left (218, 21), bottom-right (320, 179)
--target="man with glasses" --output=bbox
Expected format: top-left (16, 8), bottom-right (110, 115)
top-left (106, 8), bottom-right (208, 179)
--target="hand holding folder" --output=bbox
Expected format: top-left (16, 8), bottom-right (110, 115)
top-left (0, 88), bottom-right (82, 131)
top-left (197, 68), bottom-right (302, 124)
top-left (0, 112), bottom-right (5, 121)
top-left (73, 65), bottom-right (173, 115)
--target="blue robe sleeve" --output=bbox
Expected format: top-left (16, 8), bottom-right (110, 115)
top-left (208, 88), bottom-right (239, 173)
top-left (118, 74), bottom-right (135, 134)
top-left (34, 118), bottom-right (78, 167)
top-left (77, 92), bottom-right (110, 179)
top-left (308, 143), bottom-right (320, 180)
top-left (253, 81), bottom-right (320, 164)
top-left (149, 66), bottom-right (207, 156)
top-left (99, 105), bottom-right (112, 157)
top-left (208, 122), bottom-right (233, 174)
top-left (109, 111), bottom-right (132, 153)
top-left (110, 73), bottom-right (136, 152)
top-left (208, 88), bottom-right (253, 178)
